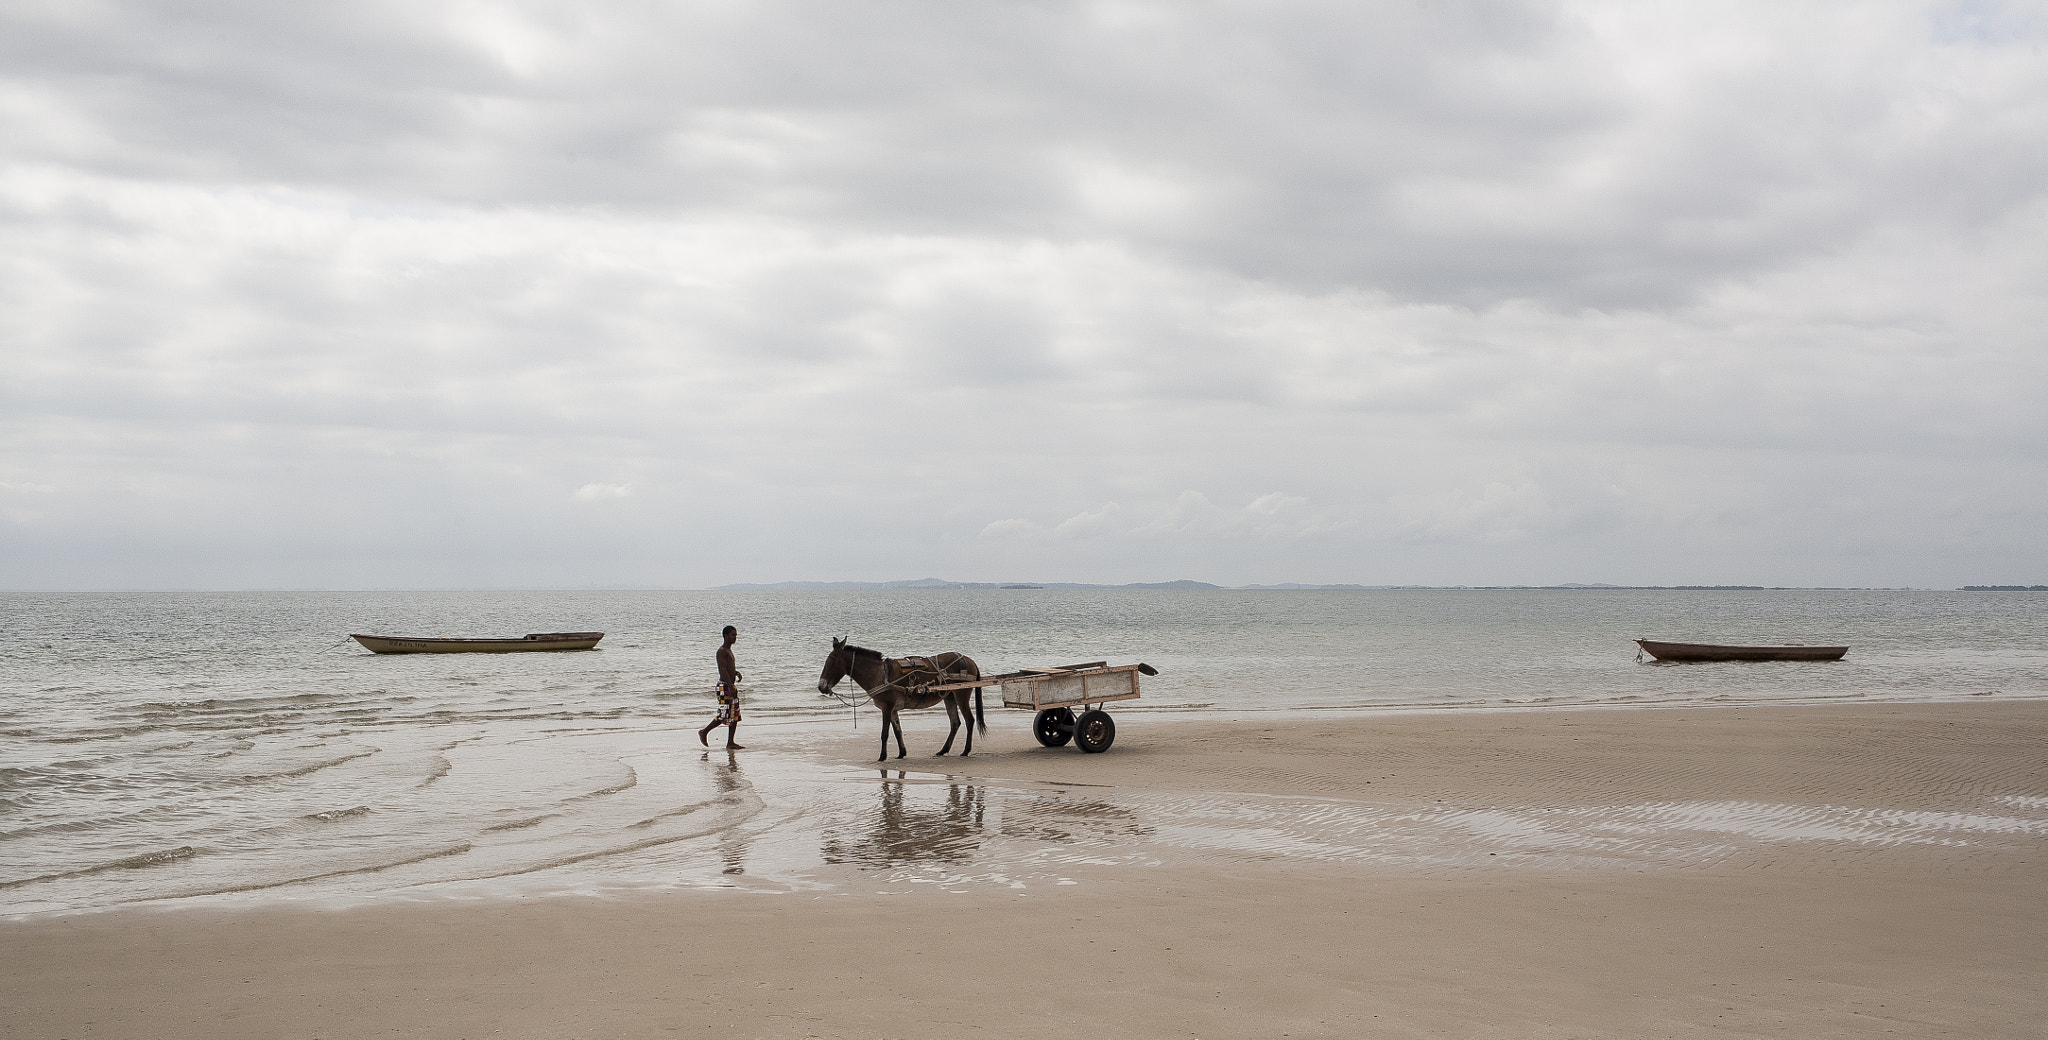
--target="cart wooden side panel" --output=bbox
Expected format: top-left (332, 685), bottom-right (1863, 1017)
top-left (930, 663), bottom-right (1144, 709)
top-left (1000, 666), bottom-right (1141, 709)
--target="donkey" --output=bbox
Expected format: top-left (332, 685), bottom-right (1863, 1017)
top-left (817, 637), bottom-right (986, 761)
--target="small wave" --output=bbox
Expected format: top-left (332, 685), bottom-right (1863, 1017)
top-left (628, 798), bottom-right (720, 829)
top-left (467, 810), bottom-right (763, 882)
top-left (0, 845), bottom-right (200, 890)
top-left (306, 806), bottom-right (373, 823)
top-left (566, 765), bottom-right (640, 802)
top-left (0, 808), bottom-right (162, 842)
top-left (414, 756), bottom-right (452, 788)
top-left (483, 815), bottom-right (555, 832)
top-left (156, 843), bottom-right (476, 900)
top-left (130, 692), bottom-right (352, 717)
top-left (133, 697), bottom-right (225, 714)
top-left (234, 749), bottom-right (377, 782)
top-left (115, 845), bottom-right (198, 869)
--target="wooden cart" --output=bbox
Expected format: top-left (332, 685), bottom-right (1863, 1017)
top-left (930, 662), bottom-right (1155, 753)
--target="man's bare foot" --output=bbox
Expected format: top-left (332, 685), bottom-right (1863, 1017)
top-left (698, 728), bottom-right (710, 746)
top-left (725, 743), bottom-right (746, 750)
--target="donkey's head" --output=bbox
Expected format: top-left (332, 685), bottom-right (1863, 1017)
top-left (818, 635), bottom-right (852, 696)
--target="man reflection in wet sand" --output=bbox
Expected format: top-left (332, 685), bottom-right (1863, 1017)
top-left (708, 752), bottom-right (748, 876)
top-left (698, 625), bottom-right (745, 750)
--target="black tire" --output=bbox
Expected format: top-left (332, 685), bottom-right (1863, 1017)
top-left (1074, 709), bottom-right (1115, 753)
top-left (1033, 708), bottom-right (1075, 747)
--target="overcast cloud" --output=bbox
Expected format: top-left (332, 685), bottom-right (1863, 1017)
top-left (2, 0), bottom-right (2043, 589)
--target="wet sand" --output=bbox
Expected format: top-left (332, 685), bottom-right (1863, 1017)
top-left (6, 700), bottom-right (2047, 1038)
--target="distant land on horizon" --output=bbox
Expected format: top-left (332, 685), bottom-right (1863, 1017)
top-left (14, 581), bottom-right (2025, 592)
top-left (705, 579), bottom-right (1933, 592)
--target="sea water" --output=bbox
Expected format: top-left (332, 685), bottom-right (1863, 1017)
top-left (4, 589), bottom-right (2045, 914)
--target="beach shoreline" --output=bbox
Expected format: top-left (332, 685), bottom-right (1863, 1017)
top-left (6, 700), bottom-right (2046, 1037)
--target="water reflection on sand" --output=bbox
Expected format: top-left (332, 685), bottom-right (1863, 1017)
top-left (813, 771), bottom-right (1157, 876)
top-left (821, 774), bottom-right (987, 869)
top-left (742, 747), bottom-right (2048, 896)
top-left (998, 791), bottom-right (1150, 847)
top-left (704, 751), bottom-right (751, 876)
top-left (15, 720), bottom-right (2048, 915)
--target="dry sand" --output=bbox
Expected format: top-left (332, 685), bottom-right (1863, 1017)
top-left (6, 700), bottom-right (2046, 1038)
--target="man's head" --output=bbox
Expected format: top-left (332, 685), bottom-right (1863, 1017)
top-left (722, 625), bottom-right (738, 644)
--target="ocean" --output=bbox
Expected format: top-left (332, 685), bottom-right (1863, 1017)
top-left (5, 588), bottom-right (2045, 915)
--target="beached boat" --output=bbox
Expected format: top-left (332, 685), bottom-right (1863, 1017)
top-left (1634, 639), bottom-right (1846, 663)
top-left (351, 632), bottom-right (604, 654)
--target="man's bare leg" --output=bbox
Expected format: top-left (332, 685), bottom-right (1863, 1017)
top-left (725, 721), bottom-right (745, 750)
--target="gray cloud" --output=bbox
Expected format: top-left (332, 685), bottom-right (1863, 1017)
top-left (14, 2), bottom-right (2043, 304)
top-left (2, 1), bottom-right (2044, 589)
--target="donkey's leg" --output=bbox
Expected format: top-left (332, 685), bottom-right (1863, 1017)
top-left (878, 703), bottom-right (893, 762)
top-left (883, 702), bottom-right (907, 759)
top-left (936, 697), bottom-right (962, 755)
top-left (958, 692), bottom-right (975, 756)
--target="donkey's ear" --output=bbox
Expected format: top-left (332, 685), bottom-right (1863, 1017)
top-left (832, 636), bottom-right (846, 649)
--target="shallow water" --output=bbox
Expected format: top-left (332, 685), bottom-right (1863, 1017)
top-left (3, 589), bottom-right (2045, 914)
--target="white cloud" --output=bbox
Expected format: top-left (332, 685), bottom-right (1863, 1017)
top-left (1392, 481), bottom-right (1555, 545)
top-left (1246, 492), bottom-right (1304, 516)
top-left (977, 518), bottom-right (1037, 540)
top-left (570, 483), bottom-right (631, 502)
top-left (1053, 502), bottom-right (1121, 538)
top-left (1132, 491), bottom-right (1215, 537)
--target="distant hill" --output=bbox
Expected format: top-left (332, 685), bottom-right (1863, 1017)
top-left (711, 578), bottom-right (1225, 591)
top-left (1237, 582), bottom-right (1379, 590)
top-left (711, 578), bottom-right (959, 591)
top-left (707, 579), bottom-right (1918, 591)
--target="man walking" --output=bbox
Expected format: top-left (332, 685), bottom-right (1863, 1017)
top-left (699, 625), bottom-right (746, 750)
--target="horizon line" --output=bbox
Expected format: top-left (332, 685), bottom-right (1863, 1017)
top-left (3, 582), bottom-right (2006, 593)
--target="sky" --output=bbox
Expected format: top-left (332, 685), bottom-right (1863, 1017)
top-left (2, 0), bottom-right (2044, 590)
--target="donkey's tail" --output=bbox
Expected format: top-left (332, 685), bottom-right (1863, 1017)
top-left (974, 684), bottom-right (987, 735)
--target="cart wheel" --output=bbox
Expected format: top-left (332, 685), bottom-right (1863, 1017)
top-left (1034, 708), bottom-right (1075, 747)
top-left (1073, 709), bottom-right (1115, 753)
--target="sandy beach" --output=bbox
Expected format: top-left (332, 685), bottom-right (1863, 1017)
top-left (6, 700), bottom-right (2046, 1038)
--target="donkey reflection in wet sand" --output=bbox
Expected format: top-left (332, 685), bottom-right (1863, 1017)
top-left (818, 637), bottom-right (986, 761)
top-left (821, 774), bottom-right (987, 869)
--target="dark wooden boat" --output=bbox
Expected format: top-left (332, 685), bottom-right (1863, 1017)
top-left (351, 632), bottom-right (604, 654)
top-left (1635, 639), bottom-right (1846, 663)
